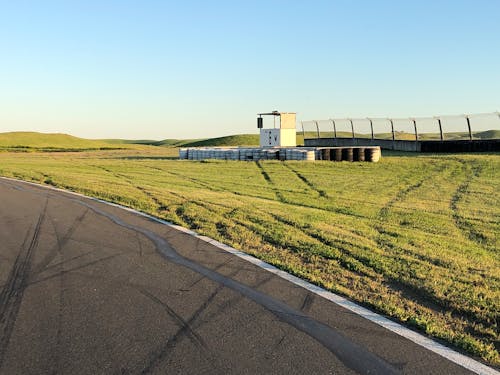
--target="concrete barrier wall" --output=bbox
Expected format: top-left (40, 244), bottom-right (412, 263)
top-left (419, 139), bottom-right (500, 152)
top-left (304, 137), bottom-right (500, 152)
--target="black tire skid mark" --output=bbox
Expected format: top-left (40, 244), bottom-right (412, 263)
top-left (16, 250), bottom-right (123, 374)
top-left (137, 289), bottom-right (209, 350)
top-left (0, 198), bottom-right (47, 368)
top-left (25, 254), bottom-right (122, 288)
top-left (137, 262), bottom-right (254, 373)
top-left (138, 281), bottom-right (231, 374)
top-left (36, 250), bottom-right (96, 275)
top-left (29, 208), bottom-right (89, 277)
top-left (47, 210), bottom-right (66, 375)
top-left (189, 273), bottom-right (276, 337)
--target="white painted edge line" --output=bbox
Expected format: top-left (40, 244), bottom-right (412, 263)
top-left (1, 176), bottom-right (498, 375)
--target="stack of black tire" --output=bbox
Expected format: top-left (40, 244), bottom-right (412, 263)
top-left (319, 147), bottom-right (380, 162)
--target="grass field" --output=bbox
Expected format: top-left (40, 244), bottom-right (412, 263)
top-left (0, 142), bottom-right (499, 365)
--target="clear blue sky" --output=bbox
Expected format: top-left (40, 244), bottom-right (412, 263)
top-left (1, 0), bottom-right (499, 139)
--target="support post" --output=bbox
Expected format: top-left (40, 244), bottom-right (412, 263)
top-left (315, 120), bottom-right (320, 139)
top-left (389, 119), bottom-right (395, 150)
top-left (330, 119), bottom-right (337, 138)
top-left (301, 121), bottom-right (305, 140)
top-left (437, 118), bottom-right (443, 140)
top-left (368, 118), bottom-right (374, 140)
top-left (412, 118), bottom-right (418, 141)
top-left (465, 115), bottom-right (472, 140)
top-left (349, 119), bottom-right (355, 139)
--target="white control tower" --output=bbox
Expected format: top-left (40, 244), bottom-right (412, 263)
top-left (257, 111), bottom-right (297, 148)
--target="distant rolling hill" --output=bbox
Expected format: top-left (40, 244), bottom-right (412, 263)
top-left (103, 139), bottom-right (159, 145)
top-left (0, 132), bottom-right (134, 151)
top-left (180, 134), bottom-right (259, 147)
top-left (475, 129), bottom-right (500, 139)
top-left (103, 138), bottom-right (204, 147)
top-left (155, 139), bottom-right (204, 147)
top-left (106, 134), bottom-right (261, 147)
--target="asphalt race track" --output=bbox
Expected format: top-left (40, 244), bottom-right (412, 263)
top-left (0, 178), bottom-right (491, 374)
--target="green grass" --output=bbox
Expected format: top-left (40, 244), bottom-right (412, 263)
top-left (0, 148), bottom-right (498, 365)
